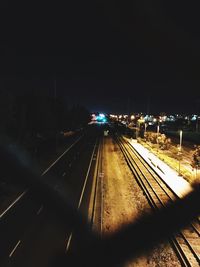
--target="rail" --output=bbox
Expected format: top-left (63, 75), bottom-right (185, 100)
top-left (0, 137), bottom-right (200, 267)
top-left (116, 136), bottom-right (200, 267)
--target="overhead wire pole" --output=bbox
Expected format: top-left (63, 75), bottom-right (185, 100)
top-left (195, 99), bottom-right (200, 132)
top-left (156, 123), bottom-right (160, 152)
top-left (178, 130), bottom-right (183, 176)
top-left (54, 77), bottom-right (58, 153)
top-left (146, 96), bottom-right (150, 116)
top-left (144, 123), bottom-right (147, 135)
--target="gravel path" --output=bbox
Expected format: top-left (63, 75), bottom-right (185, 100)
top-left (102, 137), bottom-right (181, 266)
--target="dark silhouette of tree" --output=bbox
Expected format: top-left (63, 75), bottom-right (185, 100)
top-left (191, 145), bottom-right (200, 180)
top-left (0, 86), bottom-right (90, 159)
top-left (192, 146), bottom-right (200, 167)
top-left (68, 105), bottom-right (90, 130)
top-left (0, 88), bottom-right (16, 138)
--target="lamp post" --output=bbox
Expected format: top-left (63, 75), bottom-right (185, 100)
top-left (144, 123), bottom-right (147, 134)
top-left (156, 124), bottom-right (160, 151)
top-left (157, 124), bottom-right (160, 136)
top-left (178, 130), bottom-right (183, 175)
top-left (54, 77), bottom-right (58, 153)
top-left (179, 130), bottom-right (183, 150)
top-left (136, 124), bottom-right (139, 140)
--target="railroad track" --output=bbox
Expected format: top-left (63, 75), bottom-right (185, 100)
top-left (0, 133), bottom-right (98, 264)
top-left (88, 137), bottom-right (104, 234)
top-left (116, 135), bottom-right (200, 267)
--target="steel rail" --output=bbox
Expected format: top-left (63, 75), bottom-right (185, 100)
top-left (0, 135), bottom-right (84, 221)
top-left (124, 138), bottom-right (200, 238)
top-left (88, 137), bottom-right (103, 234)
top-left (116, 136), bottom-right (200, 267)
top-left (116, 137), bottom-right (192, 266)
top-left (66, 138), bottom-right (98, 251)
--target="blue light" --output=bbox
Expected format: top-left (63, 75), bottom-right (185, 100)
top-left (96, 113), bottom-right (107, 123)
top-left (99, 113), bottom-right (105, 118)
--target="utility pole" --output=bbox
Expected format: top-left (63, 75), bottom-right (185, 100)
top-left (196, 116), bottom-right (199, 132)
top-left (54, 78), bottom-right (57, 100)
top-left (146, 96), bottom-right (150, 115)
top-left (155, 123), bottom-right (160, 153)
top-left (178, 130), bottom-right (183, 175)
top-left (195, 99), bottom-right (200, 132)
top-left (54, 77), bottom-right (58, 153)
top-left (144, 123), bottom-right (147, 135)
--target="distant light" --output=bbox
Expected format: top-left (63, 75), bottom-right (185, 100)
top-left (138, 118), bottom-right (145, 123)
top-left (191, 115), bottom-right (197, 121)
top-left (131, 115), bottom-right (135, 120)
top-left (96, 113), bottom-right (107, 123)
top-left (99, 113), bottom-right (105, 118)
top-left (91, 114), bottom-right (96, 121)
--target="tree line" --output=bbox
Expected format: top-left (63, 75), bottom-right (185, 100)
top-left (142, 131), bottom-right (200, 180)
top-left (0, 88), bottom-right (90, 156)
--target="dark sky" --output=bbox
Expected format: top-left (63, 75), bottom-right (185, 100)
top-left (1, 1), bottom-right (200, 114)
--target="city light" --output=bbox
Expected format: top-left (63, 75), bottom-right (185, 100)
top-left (96, 113), bottom-right (107, 123)
top-left (131, 115), bottom-right (135, 120)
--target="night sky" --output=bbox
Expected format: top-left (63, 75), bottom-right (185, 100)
top-left (1, 1), bottom-right (200, 114)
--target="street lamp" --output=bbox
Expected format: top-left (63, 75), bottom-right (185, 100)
top-left (136, 125), bottom-right (139, 140)
top-left (178, 130), bottom-right (183, 175)
top-left (157, 124), bottom-right (160, 136)
top-left (54, 77), bottom-right (58, 153)
top-left (131, 115), bottom-right (135, 120)
top-left (144, 123), bottom-right (147, 134)
top-left (179, 130), bottom-right (183, 150)
top-left (155, 124), bottom-right (160, 152)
